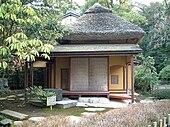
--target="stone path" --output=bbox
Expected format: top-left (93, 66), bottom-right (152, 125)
top-left (0, 110), bottom-right (28, 120)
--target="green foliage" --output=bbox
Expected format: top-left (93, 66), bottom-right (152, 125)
top-left (0, 115), bottom-right (6, 121)
top-left (29, 86), bottom-right (55, 101)
top-left (139, 1), bottom-right (170, 72)
top-left (82, 0), bottom-right (146, 25)
top-left (0, 0), bottom-right (53, 72)
top-left (135, 54), bottom-right (159, 91)
top-left (152, 89), bottom-right (170, 99)
top-left (159, 65), bottom-right (170, 84)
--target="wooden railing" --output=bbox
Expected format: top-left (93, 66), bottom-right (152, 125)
top-left (148, 114), bottom-right (170, 127)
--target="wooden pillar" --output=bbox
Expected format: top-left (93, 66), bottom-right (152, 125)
top-left (131, 56), bottom-right (135, 103)
top-left (54, 59), bottom-right (56, 88)
top-left (126, 64), bottom-right (128, 92)
top-left (123, 66), bottom-right (125, 90)
top-left (46, 63), bottom-right (50, 88)
top-left (24, 61), bottom-right (28, 101)
top-left (30, 62), bottom-right (34, 87)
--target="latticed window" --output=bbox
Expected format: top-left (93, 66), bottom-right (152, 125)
top-left (111, 75), bottom-right (119, 84)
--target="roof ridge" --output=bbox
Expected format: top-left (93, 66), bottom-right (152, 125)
top-left (85, 3), bottom-right (112, 14)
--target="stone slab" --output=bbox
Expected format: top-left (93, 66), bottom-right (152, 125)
top-left (0, 118), bottom-right (12, 125)
top-left (76, 103), bottom-right (88, 107)
top-left (77, 99), bottom-right (130, 108)
top-left (29, 100), bottom-right (46, 107)
top-left (81, 112), bottom-right (97, 117)
top-left (0, 110), bottom-right (28, 120)
top-left (7, 98), bottom-right (15, 101)
top-left (28, 117), bottom-right (45, 122)
top-left (85, 108), bottom-right (105, 112)
top-left (79, 97), bottom-right (110, 104)
top-left (14, 121), bottom-right (23, 127)
top-left (7, 95), bottom-right (16, 98)
top-left (17, 94), bottom-right (24, 97)
top-left (0, 97), bottom-right (7, 101)
top-left (55, 100), bottom-right (77, 109)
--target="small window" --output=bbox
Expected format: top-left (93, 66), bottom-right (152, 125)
top-left (111, 75), bottom-right (119, 84)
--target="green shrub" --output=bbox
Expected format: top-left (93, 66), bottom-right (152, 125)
top-left (0, 115), bottom-right (6, 121)
top-left (29, 86), bottom-right (56, 101)
top-left (152, 89), bottom-right (170, 99)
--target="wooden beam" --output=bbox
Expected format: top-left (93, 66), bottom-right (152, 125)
top-left (131, 56), bottom-right (135, 103)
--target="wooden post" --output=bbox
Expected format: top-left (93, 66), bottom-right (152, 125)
top-left (123, 66), bottom-right (125, 90)
top-left (30, 62), bottom-right (34, 87)
top-left (168, 114), bottom-right (170, 127)
top-left (159, 119), bottom-right (163, 127)
top-left (126, 64), bottom-right (128, 92)
top-left (153, 122), bottom-right (157, 127)
top-left (163, 117), bottom-right (167, 127)
top-left (131, 56), bottom-right (135, 103)
top-left (24, 61), bottom-right (28, 101)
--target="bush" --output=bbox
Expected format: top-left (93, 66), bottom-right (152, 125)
top-left (0, 115), bottom-right (6, 121)
top-left (152, 89), bottom-right (170, 99)
top-left (29, 86), bottom-right (56, 101)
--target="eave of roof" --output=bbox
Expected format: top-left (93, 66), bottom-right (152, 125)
top-left (49, 44), bottom-right (142, 56)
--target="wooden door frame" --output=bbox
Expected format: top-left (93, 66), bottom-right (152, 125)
top-left (61, 68), bottom-right (70, 91)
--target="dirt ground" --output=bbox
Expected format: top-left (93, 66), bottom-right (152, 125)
top-left (0, 99), bottom-right (89, 117)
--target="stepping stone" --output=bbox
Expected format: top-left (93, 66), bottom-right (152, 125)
top-left (19, 98), bottom-right (25, 101)
top-left (0, 97), bottom-right (7, 101)
top-left (7, 98), bottom-right (15, 101)
top-left (65, 116), bottom-right (81, 124)
top-left (29, 100), bottom-right (46, 107)
top-left (7, 95), bottom-right (16, 98)
top-left (14, 121), bottom-right (23, 127)
top-left (28, 117), bottom-right (45, 122)
top-left (81, 112), bottom-right (97, 117)
top-left (0, 110), bottom-right (28, 120)
top-left (0, 119), bottom-right (12, 126)
top-left (76, 103), bottom-right (88, 107)
top-left (85, 108), bottom-right (105, 112)
top-left (55, 100), bottom-right (77, 109)
top-left (17, 94), bottom-right (24, 97)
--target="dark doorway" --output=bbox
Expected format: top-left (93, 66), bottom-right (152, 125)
top-left (61, 69), bottom-right (69, 90)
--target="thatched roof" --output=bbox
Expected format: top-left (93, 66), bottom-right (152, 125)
top-left (63, 3), bottom-right (145, 41)
top-left (50, 44), bottom-right (142, 56)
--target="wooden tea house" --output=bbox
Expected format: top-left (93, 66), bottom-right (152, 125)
top-left (33, 3), bottom-right (145, 101)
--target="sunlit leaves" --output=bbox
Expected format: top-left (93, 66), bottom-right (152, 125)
top-left (0, 0), bottom-right (53, 70)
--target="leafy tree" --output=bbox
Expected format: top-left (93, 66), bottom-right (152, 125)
top-left (159, 65), bottom-right (170, 84)
top-left (138, 0), bottom-right (170, 72)
top-left (134, 54), bottom-right (159, 91)
top-left (0, 0), bottom-right (53, 77)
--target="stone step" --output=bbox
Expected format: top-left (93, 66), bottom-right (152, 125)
top-left (78, 97), bottom-right (110, 104)
top-left (55, 100), bottom-right (77, 109)
top-left (0, 110), bottom-right (28, 120)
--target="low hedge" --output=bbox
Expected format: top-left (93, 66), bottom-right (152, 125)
top-left (152, 89), bottom-right (170, 99)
